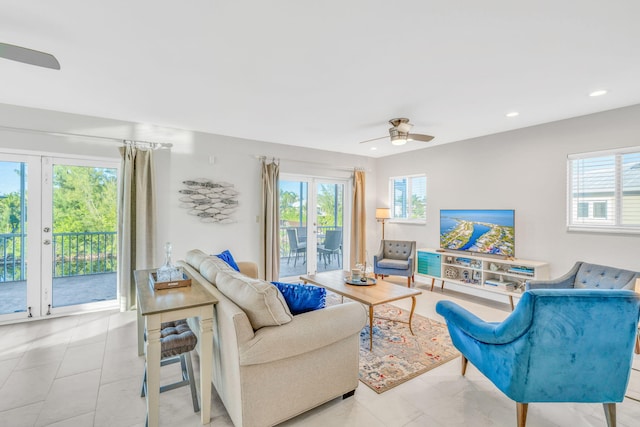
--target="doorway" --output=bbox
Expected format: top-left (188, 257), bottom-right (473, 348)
top-left (278, 175), bottom-right (350, 279)
top-left (0, 154), bottom-right (119, 322)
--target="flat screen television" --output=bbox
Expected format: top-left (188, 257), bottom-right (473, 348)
top-left (440, 209), bottom-right (515, 257)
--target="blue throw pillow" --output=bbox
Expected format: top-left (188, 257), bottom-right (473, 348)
top-left (271, 282), bottom-right (326, 315)
top-left (215, 250), bottom-right (240, 272)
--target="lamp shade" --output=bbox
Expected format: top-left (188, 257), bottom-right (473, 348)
top-left (375, 208), bottom-right (391, 220)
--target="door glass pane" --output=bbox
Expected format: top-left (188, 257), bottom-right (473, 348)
top-left (51, 165), bottom-right (118, 308)
top-left (279, 180), bottom-right (308, 278)
top-left (316, 182), bottom-right (344, 272)
top-left (0, 161), bottom-right (27, 315)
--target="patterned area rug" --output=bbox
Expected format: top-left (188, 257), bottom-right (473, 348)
top-left (328, 293), bottom-right (459, 394)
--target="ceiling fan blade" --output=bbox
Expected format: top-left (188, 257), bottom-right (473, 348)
top-left (358, 135), bottom-right (388, 144)
top-left (407, 133), bottom-right (435, 142)
top-left (0, 43), bottom-right (60, 70)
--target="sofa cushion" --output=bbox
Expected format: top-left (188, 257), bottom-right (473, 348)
top-left (216, 271), bottom-right (293, 330)
top-left (377, 259), bottom-right (410, 270)
top-left (215, 249), bottom-right (240, 271)
top-left (185, 249), bottom-right (210, 270)
top-left (200, 256), bottom-right (236, 285)
top-left (271, 282), bottom-right (326, 315)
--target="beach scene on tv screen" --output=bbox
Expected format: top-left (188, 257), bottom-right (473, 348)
top-left (440, 210), bottom-right (515, 257)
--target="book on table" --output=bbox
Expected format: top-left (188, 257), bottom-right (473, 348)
top-left (485, 279), bottom-right (516, 290)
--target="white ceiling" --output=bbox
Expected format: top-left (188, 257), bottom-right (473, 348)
top-left (1, 1), bottom-right (640, 158)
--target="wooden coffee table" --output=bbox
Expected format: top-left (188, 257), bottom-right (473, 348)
top-left (300, 270), bottom-right (422, 350)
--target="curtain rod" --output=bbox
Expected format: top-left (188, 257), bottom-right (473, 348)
top-left (254, 155), bottom-right (369, 173)
top-left (0, 124), bottom-right (173, 150)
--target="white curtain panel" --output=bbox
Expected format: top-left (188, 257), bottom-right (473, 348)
top-left (350, 169), bottom-right (366, 269)
top-left (261, 160), bottom-right (280, 281)
top-left (117, 146), bottom-right (157, 311)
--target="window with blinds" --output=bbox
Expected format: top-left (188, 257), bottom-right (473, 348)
top-left (568, 147), bottom-right (640, 232)
top-left (389, 174), bottom-right (427, 222)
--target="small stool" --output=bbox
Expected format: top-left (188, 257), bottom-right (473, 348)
top-left (141, 319), bottom-right (199, 413)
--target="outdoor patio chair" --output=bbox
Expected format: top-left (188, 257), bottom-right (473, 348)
top-left (318, 229), bottom-right (342, 268)
top-left (286, 228), bottom-right (307, 266)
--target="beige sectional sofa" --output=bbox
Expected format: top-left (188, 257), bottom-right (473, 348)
top-left (179, 249), bottom-right (367, 427)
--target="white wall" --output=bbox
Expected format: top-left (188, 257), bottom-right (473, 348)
top-left (374, 104), bottom-right (640, 277)
top-left (0, 103), bottom-right (378, 275)
top-left (164, 132), bottom-right (377, 274)
top-left (3, 102), bottom-right (639, 279)
top-left (0, 105), bottom-right (122, 160)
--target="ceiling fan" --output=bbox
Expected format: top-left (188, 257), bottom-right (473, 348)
top-left (359, 118), bottom-right (434, 146)
top-left (0, 42), bottom-right (60, 70)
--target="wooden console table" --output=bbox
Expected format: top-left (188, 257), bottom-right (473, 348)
top-left (135, 269), bottom-right (217, 427)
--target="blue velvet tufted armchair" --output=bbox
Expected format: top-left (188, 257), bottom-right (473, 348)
top-left (373, 240), bottom-right (416, 287)
top-left (436, 289), bottom-right (640, 427)
top-left (526, 261), bottom-right (640, 354)
top-left (525, 261), bottom-right (639, 291)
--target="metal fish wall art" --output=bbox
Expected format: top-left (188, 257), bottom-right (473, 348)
top-left (179, 178), bottom-right (238, 224)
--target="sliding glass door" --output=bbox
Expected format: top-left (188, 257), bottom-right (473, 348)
top-left (278, 175), bottom-right (349, 279)
top-left (315, 181), bottom-right (345, 272)
top-left (0, 153), bottom-right (119, 322)
top-left (0, 155), bottom-right (34, 320)
top-left (280, 180), bottom-right (309, 275)
top-left (42, 157), bottom-right (119, 314)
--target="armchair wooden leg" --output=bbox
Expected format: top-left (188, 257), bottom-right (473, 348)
top-left (461, 355), bottom-right (468, 376)
top-left (603, 403), bottom-right (616, 427)
top-left (516, 403), bottom-right (528, 427)
top-left (407, 276), bottom-right (411, 287)
top-left (635, 332), bottom-right (639, 354)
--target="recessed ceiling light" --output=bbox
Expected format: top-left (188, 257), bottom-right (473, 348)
top-left (505, 112), bottom-right (519, 118)
top-left (370, 147), bottom-right (377, 150)
top-left (589, 90), bottom-right (608, 97)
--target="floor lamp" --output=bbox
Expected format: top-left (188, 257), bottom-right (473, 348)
top-left (375, 208), bottom-right (391, 240)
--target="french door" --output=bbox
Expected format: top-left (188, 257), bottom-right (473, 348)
top-left (0, 153), bottom-right (119, 322)
top-left (278, 175), bottom-right (350, 279)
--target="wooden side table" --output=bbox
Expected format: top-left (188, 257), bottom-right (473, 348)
top-left (135, 269), bottom-right (217, 427)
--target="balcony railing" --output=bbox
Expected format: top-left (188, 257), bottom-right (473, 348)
top-left (0, 231), bottom-right (117, 282)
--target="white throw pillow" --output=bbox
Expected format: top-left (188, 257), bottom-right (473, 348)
top-left (199, 256), bottom-right (236, 285)
top-left (216, 271), bottom-right (293, 330)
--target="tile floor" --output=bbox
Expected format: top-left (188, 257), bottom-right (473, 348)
top-left (0, 278), bottom-right (638, 427)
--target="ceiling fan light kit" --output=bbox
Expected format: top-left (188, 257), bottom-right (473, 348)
top-left (393, 119), bottom-right (413, 133)
top-left (389, 127), bottom-right (407, 145)
top-left (359, 117), bottom-right (434, 146)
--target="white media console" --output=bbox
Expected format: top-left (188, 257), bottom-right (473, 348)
top-left (417, 248), bottom-right (549, 309)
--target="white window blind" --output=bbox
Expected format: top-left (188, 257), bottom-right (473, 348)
top-left (568, 147), bottom-right (640, 232)
top-left (389, 174), bottom-right (427, 222)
